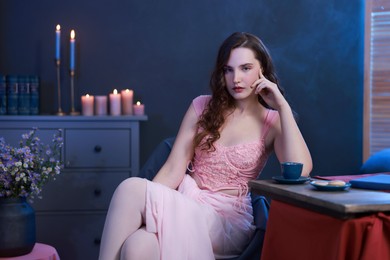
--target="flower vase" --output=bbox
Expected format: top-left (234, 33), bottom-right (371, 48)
top-left (0, 197), bottom-right (36, 257)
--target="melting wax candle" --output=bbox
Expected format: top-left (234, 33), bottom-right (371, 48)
top-left (55, 24), bottom-right (61, 60)
top-left (109, 89), bottom-right (121, 116)
top-left (133, 101), bottom-right (145, 116)
top-left (70, 30), bottom-right (76, 70)
top-left (121, 89), bottom-right (134, 115)
top-left (81, 94), bottom-right (94, 116)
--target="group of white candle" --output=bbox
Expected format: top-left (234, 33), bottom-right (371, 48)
top-left (81, 89), bottom-right (145, 116)
top-left (55, 25), bottom-right (145, 116)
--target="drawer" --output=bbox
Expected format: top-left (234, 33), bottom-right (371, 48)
top-left (65, 129), bottom-right (131, 168)
top-left (36, 212), bottom-right (105, 260)
top-left (0, 128), bottom-right (62, 147)
top-left (32, 171), bottom-right (129, 211)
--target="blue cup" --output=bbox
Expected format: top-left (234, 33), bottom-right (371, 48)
top-left (281, 162), bottom-right (303, 179)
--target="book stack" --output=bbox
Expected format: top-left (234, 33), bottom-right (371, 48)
top-left (0, 75), bottom-right (40, 115)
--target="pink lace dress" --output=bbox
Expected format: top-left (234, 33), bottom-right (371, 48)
top-left (144, 95), bottom-right (278, 260)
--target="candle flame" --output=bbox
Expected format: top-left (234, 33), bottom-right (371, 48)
top-left (125, 89), bottom-right (130, 93)
top-left (113, 89), bottom-right (118, 94)
top-left (136, 101), bottom-right (141, 106)
top-left (86, 94), bottom-right (90, 98)
top-left (70, 30), bottom-right (75, 40)
top-left (56, 24), bottom-right (61, 31)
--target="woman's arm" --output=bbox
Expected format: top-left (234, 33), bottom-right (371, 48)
top-left (273, 101), bottom-right (313, 177)
top-left (152, 103), bottom-right (198, 189)
top-left (254, 72), bottom-right (313, 177)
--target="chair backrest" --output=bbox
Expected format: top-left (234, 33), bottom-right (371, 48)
top-left (139, 137), bottom-right (175, 179)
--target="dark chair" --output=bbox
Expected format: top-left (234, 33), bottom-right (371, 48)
top-left (139, 137), bottom-right (269, 260)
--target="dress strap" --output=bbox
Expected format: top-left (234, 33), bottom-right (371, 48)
top-left (261, 110), bottom-right (278, 139)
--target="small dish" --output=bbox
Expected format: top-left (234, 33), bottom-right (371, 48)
top-left (272, 176), bottom-right (310, 184)
top-left (310, 181), bottom-right (351, 191)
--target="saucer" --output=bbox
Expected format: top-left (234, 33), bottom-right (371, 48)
top-left (310, 181), bottom-right (351, 191)
top-left (272, 176), bottom-right (310, 184)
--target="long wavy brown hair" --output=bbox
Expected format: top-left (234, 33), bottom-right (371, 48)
top-left (193, 32), bottom-right (285, 151)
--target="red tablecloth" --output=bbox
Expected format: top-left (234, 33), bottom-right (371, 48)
top-left (261, 200), bottom-right (390, 260)
top-left (0, 243), bottom-right (60, 260)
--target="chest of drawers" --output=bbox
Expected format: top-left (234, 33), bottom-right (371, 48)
top-left (0, 115), bottom-right (147, 259)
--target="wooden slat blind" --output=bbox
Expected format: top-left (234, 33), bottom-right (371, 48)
top-left (364, 0), bottom-right (390, 161)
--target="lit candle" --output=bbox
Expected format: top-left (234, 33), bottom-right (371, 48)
top-left (121, 89), bottom-right (134, 115)
top-left (81, 94), bottom-right (94, 116)
top-left (95, 95), bottom-right (108, 116)
top-left (109, 89), bottom-right (121, 116)
top-left (70, 30), bottom-right (75, 71)
top-left (133, 101), bottom-right (145, 116)
top-left (55, 24), bottom-right (61, 60)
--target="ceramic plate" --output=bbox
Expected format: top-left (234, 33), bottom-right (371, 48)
top-left (272, 176), bottom-right (310, 184)
top-left (310, 181), bottom-right (351, 191)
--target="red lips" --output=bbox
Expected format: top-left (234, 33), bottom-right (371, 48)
top-left (232, 87), bottom-right (244, 93)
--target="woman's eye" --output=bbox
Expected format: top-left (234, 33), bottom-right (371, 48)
top-left (223, 67), bottom-right (233, 73)
top-left (243, 66), bottom-right (251, 71)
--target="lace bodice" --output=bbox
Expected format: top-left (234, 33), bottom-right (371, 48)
top-left (190, 95), bottom-right (278, 197)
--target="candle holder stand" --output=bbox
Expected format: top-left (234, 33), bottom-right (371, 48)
top-left (55, 59), bottom-right (65, 116)
top-left (69, 70), bottom-right (80, 116)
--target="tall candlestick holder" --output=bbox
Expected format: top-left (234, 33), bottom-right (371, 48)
top-left (55, 59), bottom-right (65, 115)
top-left (69, 70), bottom-right (80, 115)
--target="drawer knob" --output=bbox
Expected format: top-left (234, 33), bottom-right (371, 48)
top-left (94, 145), bottom-right (102, 153)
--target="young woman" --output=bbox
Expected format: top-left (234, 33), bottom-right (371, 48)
top-left (99, 32), bottom-right (312, 260)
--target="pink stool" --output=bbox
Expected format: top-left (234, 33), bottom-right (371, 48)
top-left (0, 243), bottom-right (60, 260)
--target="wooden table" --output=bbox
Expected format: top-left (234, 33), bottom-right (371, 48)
top-left (249, 179), bottom-right (390, 218)
top-left (249, 179), bottom-right (390, 260)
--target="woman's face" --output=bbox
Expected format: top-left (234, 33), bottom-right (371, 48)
top-left (223, 47), bottom-right (261, 100)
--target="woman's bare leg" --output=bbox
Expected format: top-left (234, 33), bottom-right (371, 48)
top-left (120, 227), bottom-right (160, 260)
top-left (99, 177), bottom-right (148, 260)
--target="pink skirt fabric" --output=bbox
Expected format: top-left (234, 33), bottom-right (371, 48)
top-left (145, 175), bottom-right (255, 260)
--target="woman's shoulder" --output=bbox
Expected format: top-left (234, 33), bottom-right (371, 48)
top-left (192, 95), bottom-right (211, 105)
top-left (267, 109), bottom-right (279, 122)
top-left (262, 109), bottom-right (280, 135)
top-left (192, 95), bottom-right (211, 116)
top-left (266, 109), bottom-right (280, 129)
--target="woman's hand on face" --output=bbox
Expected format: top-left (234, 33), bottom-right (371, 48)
top-left (251, 70), bottom-right (286, 110)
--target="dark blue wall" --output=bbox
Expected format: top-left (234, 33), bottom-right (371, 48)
top-left (0, 0), bottom-right (364, 177)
